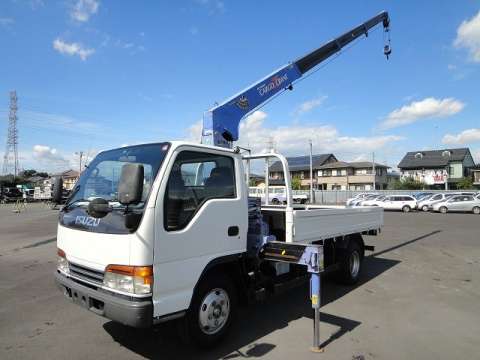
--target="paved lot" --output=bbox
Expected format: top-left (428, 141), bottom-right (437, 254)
top-left (0, 203), bottom-right (479, 359)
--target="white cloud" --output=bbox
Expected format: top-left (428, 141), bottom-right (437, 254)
top-left (53, 38), bottom-right (95, 60)
top-left (21, 110), bottom-right (99, 134)
top-left (32, 145), bottom-right (70, 168)
top-left (70, 0), bottom-right (99, 22)
top-left (454, 11), bottom-right (480, 62)
top-left (187, 110), bottom-right (403, 157)
top-left (442, 128), bottom-right (480, 145)
top-left (381, 97), bottom-right (465, 129)
top-left (0, 18), bottom-right (14, 27)
top-left (294, 95), bottom-right (328, 116)
top-left (195, 0), bottom-right (225, 14)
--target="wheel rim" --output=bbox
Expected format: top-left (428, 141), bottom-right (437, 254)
top-left (440, 207), bottom-right (447, 213)
top-left (422, 206), bottom-right (428, 211)
top-left (473, 207), bottom-right (480, 214)
top-left (403, 206), bottom-right (410, 212)
top-left (349, 251), bottom-right (360, 278)
top-left (198, 288), bottom-right (230, 335)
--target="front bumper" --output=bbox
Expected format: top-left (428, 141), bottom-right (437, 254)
top-left (55, 271), bottom-right (153, 328)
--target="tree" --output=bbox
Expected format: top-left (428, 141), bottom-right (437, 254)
top-left (291, 176), bottom-right (302, 190)
top-left (392, 177), bottom-right (424, 190)
top-left (20, 169), bottom-right (37, 178)
top-left (457, 177), bottom-right (473, 190)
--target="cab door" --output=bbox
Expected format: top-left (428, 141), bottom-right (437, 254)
top-left (152, 146), bottom-right (248, 318)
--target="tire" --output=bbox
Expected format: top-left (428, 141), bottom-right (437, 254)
top-left (422, 205), bottom-right (429, 212)
top-left (402, 205), bottom-right (411, 213)
top-left (187, 274), bottom-right (237, 348)
top-left (472, 206), bottom-right (480, 215)
top-left (439, 206), bottom-right (448, 214)
top-left (271, 198), bottom-right (280, 205)
top-left (335, 240), bottom-right (363, 285)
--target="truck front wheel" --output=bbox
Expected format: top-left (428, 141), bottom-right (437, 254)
top-left (188, 274), bottom-right (237, 348)
top-left (335, 241), bottom-right (363, 285)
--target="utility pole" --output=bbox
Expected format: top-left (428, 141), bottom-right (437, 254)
top-left (75, 151), bottom-right (84, 174)
top-left (2, 91), bottom-right (19, 178)
top-left (309, 139), bottom-right (313, 203)
top-left (372, 152), bottom-right (376, 191)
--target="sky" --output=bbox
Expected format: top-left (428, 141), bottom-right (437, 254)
top-left (1, 0), bottom-right (480, 173)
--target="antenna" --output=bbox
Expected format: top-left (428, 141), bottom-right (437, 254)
top-left (2, 91), bottom-right (19, 178)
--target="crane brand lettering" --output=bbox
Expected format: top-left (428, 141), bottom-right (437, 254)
top-left (75, 216), bottom-right (101, 227)
top-left (257, 74), bottom-right (288, 96)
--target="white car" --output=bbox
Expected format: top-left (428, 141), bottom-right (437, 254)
top-left (346, 193), bottom-right (378, 206)
top-left (361, 195), bottom-right (387, 206)
top-left (417, 193), bottom-right (450, 212)
top-left (432, 194), bottom-right (480, 214)
top-left (381, 195), bottom-right (417, 212)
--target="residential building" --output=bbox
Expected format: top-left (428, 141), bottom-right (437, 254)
top-left (397, 148), bottom-right (475, 189)
top-left (55, 169), bottom-right (80, 190)
top-left (316, 161), bottom-right (390, 190)
top-left (473, 165), bottom-right (480, 188)
top-left (269, 154), bottom-right (337, 189)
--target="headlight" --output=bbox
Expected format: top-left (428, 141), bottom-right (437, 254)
top-left (103, 265), bottom-right (153, 295)
top-left (57, 248), bottom-right (69, 274)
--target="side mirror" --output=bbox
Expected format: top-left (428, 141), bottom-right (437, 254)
top-left (53, 177), bottom-right (63, 204)
top-left (118, 163), bottom-right (144, 205)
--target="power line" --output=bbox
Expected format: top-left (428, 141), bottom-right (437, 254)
top-left (2, 91), bottom-right (20, 177)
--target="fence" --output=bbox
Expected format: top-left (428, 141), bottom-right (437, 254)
top-left (292, 189), bottom-right (476, 205)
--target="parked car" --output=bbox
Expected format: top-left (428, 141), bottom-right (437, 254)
top-left (432, 195), bottom-right (480, 214)
top-left (413, 192), bottom-right (434, 200)
top-left (361, 195), bottom-right (387, 206)
top-left (346, 193), bottom-right (378, 206)
top-left (0, 187), bottom-right (23, 203)
top-left (417, 193), bottom-right (451, 212)
top-left (380, 195), bottom-right (417, 212)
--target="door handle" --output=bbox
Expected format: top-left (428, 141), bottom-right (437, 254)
top-left (228, 226), bottom-right (239, 236)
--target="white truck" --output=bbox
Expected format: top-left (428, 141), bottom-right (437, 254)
top-left (54, 12), bottom-right (391, 350)
top-left (54, 142), bottom-right (383, 346)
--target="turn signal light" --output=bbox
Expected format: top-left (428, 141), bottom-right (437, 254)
top-left (104, 265), bottom-right (153, 294)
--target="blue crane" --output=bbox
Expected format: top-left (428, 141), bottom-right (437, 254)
top-left (201, 11), bottom-right (391, 148)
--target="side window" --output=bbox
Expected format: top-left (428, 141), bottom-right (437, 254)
top-left (164, 151), bottom-right (236, 231)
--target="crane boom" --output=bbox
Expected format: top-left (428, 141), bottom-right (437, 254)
top-left (201, 11), bottom-right (391, 148)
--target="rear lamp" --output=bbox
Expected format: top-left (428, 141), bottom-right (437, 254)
top-left (103, 265), bottom-right (153, 295)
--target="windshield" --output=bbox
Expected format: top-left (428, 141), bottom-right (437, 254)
top-left (60, 142), bottom-right (170, 234)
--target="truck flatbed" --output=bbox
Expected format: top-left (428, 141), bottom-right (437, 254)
top-left (260, 205), bottom-right (383, 244)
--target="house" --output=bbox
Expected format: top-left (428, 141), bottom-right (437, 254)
top-left (316, 161), bottom-right (390, 190)
top-left (397, 148), bottom-right (475, 189)
top-left (472, 165), bottom-right (480, 188)
top-left (269, 154), bottom-right (338, 189)
top-left (55, 169), bottom-right (80, 190)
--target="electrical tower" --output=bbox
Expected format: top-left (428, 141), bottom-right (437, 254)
top-left (2, 91), bottom-right (19, 177)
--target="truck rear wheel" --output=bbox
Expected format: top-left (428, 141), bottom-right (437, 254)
top-left (335, 240), bottom-right (363, 285)
top-left (187, 274), bottom-right (237, 348)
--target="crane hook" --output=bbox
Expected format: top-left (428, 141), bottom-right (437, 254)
top-left (384, 44), bottom-right (392, 59)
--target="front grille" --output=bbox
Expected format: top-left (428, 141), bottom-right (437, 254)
top-left (69, 262), bottom-right (104, 285)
